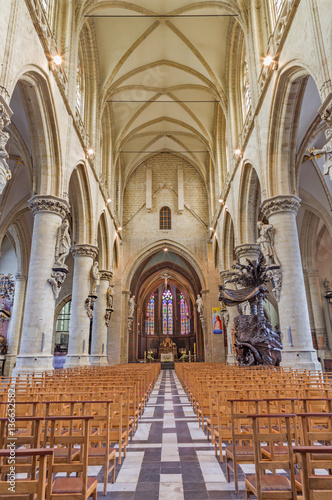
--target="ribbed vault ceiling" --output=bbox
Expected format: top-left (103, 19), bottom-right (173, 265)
top-left (82, 1), bottom-right (244, 178)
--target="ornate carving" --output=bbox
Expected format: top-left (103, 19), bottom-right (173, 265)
top-left (84, 295), bottom-right (97, 319)
top-left (28, 195), bottom-right (69, 218)
top-left (15, 273), bottom-right (28, 282)
top-left (48, 268), bottom-right (68, 300)
top-left (261, 195), bottom-right (301, 219)
top-left (266, 266), bottom-right (282, 302)
top-left (0, 101), bottom-right (12, 194)
top-left (54, 217), bottom-right (71, 268)
top-left (221, 309), bottom-right (229, 328)
top-left (106, 284), bottom-right (114, 310)
top-left (71, 244), bottom-right (98, 259)
top-left (128, 318), bottom-right (133, 330)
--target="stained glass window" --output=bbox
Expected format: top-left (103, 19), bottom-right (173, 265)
top-left (160, 207), bottom-right (171, 230)
top-left (162, 289), bottom-right (173, 335)
top-left (146, 294), bottom-right (154, 335)
top-left (180, 294), bottom-right (190, 334)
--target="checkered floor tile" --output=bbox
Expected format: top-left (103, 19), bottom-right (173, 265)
top-left (97, 370), bottom-right (246, 499)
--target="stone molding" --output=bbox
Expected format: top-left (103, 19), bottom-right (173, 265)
top-left (28, 195), bottom-right (69, 218)
top-left (261, 195), bottom-right (301, 219)
top-left (99, 270), bottom-right (113, 281)
top-left (234, 244), bottom-right (260, 260)
top-left (71, 244), bottom-right (98, 259)
top-left (304, 268), bottom-right (319, 279)
top-left (15, 273), bottom-right (28, 282)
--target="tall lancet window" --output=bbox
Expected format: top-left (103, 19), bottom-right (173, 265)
top-left (180, 294), bottom-right (190, 334)
top-left (162, 289), bottom-right (173, 335)
top-left (146, 293), bottom-right (154, 335)
top-left (76, 58), bottom-right (83, 114)
top-left (243, 59), bottom-right (251, 115)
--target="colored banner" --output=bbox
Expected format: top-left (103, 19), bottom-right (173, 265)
top-left (212, 307), bottom-right (222, 334)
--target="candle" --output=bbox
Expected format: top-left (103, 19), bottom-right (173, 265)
top-left (194, 342), bottom-right (196, 353)
top-left (189, 350), bottom-right (191, 362)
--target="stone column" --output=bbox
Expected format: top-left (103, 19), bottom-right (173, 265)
top-left (90, 270), bottom-right (113, 366)
top-left (235, 244), bottom-right (261, 264)
top-left (261, 195), bottom-right (321, 370)
top-left (121, 290), bottom-right (131, 364)
top-left (306, 268), bottom-right (328, 351)
top-left (14, 196), bottom-right (69, 374)
top-left (64, 244), bottom-right (98, 368)
top-left (4, 273), bottom-right (27, 375)
top-left (220, 270), bottom-right (237, 365)
top-left (108, 278), bottom-right (121, 365)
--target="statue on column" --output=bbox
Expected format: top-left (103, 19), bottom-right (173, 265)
top-left (0, 103), bottom-right (12, 195)
top-left (309, 128), bottom-right (332, 181)
top-left (128, 294), bottom-right (135, 318)
top-left (257, 221), bottom-right (280, 267)
top-left (107, 284), bottom-right (114, 310)
top-left (54, 218), bottom-right (71, 269)
top-left (91, 261), bottom-right (100, 294)
top-left (196, 294), bottom-right (204, 316)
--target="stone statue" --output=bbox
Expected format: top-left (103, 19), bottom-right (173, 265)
top-left (55, 218), bottom-right (71, 268)
top-left (48, 270), bottom-right (67, 300)
top-left (310, 128), bottom-right (332, 181)
top-left (257, 221), bottom-right (280, 267)
top-left (107, 284), bottom-right (114, 310)
top-left (91, 261), bottom-right (100, 294)
top-left (196, 294), bottom-right (204, 315)
top-left (324, 278), bottom-right (331, 291)
top-left (128, 295), bottom-right (135, 318)
top-left (221, 309), bottom-right (229, 328)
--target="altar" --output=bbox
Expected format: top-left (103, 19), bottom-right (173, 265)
top-left (159, 336), bottom-right (177, 361)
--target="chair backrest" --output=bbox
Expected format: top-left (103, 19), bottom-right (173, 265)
top-left (293, 446), bottom-right (332, 500)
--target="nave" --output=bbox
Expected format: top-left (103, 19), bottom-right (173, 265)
top-left (107, 369), bottom-right (236, 500)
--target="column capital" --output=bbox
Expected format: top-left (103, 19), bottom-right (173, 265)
top-left (261, 195), bottom-right (301, 219)
top-left (234, 244), bottom-right (260, 260)
top-left (28, 195), bottom-right (69, 218)
top-left (15, 273), bottom-right (28, 282)
top-left (71, 244), bottom-right (98, 259)
top-left (304, 268), bottom-right (319, 279)
top-left (99, 270), bottom-right (113, 281)
top-left (219, 269), bottom-right (232, 283)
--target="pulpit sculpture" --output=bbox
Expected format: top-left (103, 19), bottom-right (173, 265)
top-left (218, 256), bottom-right (282, 366)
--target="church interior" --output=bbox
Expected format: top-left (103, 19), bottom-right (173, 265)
top-left (0, 0), bottom-right (332, 498)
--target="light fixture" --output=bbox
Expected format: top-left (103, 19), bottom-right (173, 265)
top-left (87, 148), bottom-right (94, 156)
top-left (234, 149), bottom-right (241, 155)
top-left (164, 247), bottom-right (168, 252)
top-left (209, 227), bottom-right (214, 231)
top-left (263, 55), bottom-right (273, 66)
top-left (218, 198), bottom-right (224, 204)
top-left (118, 227), bottom-right (122, 231)
top-left (107, 198), bottom-right (111, 204)
top-left (53, 55), bottom-right (62, 65)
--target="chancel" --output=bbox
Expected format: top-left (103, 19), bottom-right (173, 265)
top-left (0, 0), bottom-right (331, 498)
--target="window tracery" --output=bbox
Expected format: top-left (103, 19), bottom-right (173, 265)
top-left (162, 289), bottom-right (173, 335)
top-left (160, 207), bottom-right (171, 230)
top-left (146, 293), bottom-right (154, 335)
top-left (180, 294), bottom-right (189, 334)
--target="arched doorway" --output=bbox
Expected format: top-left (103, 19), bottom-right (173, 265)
top-left (128, 249), bottom-right (205, 362)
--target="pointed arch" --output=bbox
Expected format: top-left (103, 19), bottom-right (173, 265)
top-left (68, 163), bottom-right (94, 244)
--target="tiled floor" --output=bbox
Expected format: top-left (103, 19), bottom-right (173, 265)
top-left (93, 369), bottom-right (246, 499)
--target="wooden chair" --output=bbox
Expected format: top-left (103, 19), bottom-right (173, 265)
top-left (293, 446), bottom-right (332, 500)
top-left (46, 415), bottom-right (98, 500)
top-left (0, 448), bottom-right (53, 500)
top-left (245, 414), bottom-right (297, 500)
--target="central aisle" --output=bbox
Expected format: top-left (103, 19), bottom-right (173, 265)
top-left (102, 369), bottom-right (246, 499)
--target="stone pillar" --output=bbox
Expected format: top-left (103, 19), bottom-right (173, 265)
top-left (108, 278), bottom-right (121, 365)
top-left (14, 196), bottom-right (69, 374)
top-left (261, 195), bottom-right (321, 370)
top-left (121, 290), bottom-right (131, 364)
top-left (220, 270), bottom-right (237, 365)
top-left (235, 244), bottom-right (261, 264)
top-left (306, 268), bottom-right (328, 351)
top-left (64, 244), bottom-right (98, 368)
top-left (90, 270), bottom-right (112, 366)
top-left (4, 273), bottom-right (27, 375)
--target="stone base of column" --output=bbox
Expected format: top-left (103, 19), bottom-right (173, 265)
top-left (226, 354), bottom-right (237, 365)
top-left (280, 348), bottom-right (322, 371)
top-left (90, 355), bottom-right (109, 366)
top-left (3, 355), bottom-right (17, 377)
top-left (12, 354), bottom-right (54, 375)
top-left (64, 354), bottom-right (90, 368)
